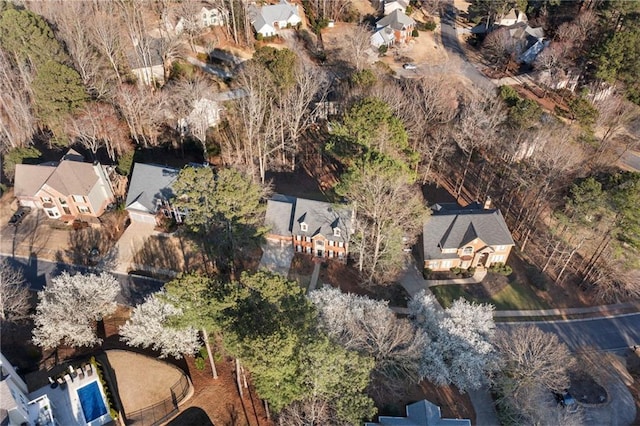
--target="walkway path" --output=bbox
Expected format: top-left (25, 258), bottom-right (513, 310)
top-left (397, 258), bottom-right (501, 426)
top-left (425, 269), bottom-right (487, 286)
top-left (307, 262), bottom-right (321, 294)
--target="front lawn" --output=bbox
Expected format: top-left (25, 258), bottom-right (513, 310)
top-left (430, 276), bottom-right (551, 311)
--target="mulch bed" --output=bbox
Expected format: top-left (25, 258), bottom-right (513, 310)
top-left (569, 370), bottom-right (608, 405)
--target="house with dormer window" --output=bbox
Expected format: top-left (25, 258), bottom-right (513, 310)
top-left (422, 200), bottom-right (514, 272)
top-left (265, 195), bottom-right (354, 261)
top-left (249, 0), bottom-right (302, 38)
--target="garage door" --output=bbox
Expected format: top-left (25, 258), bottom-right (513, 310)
top-left (128, 211), bottom-right (156, 224)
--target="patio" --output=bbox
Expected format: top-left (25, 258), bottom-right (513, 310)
top-left (28, 365), bottom-right (112, 426)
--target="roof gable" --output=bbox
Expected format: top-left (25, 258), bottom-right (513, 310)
top-left (125, 163), bottom-right (180, 214)
top-left (424, 205), bottom-right (514, 260)
top-left (14, 164), bottom-right (56, 197)
top-left (376, 9), bottom-right (415, 30)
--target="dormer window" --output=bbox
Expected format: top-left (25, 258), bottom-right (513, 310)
top-left (462, 246), bottom-right (473, 255)
top-left (333, 227), bottom-right (341, 237)
top-left (300, 222), bottom-right (308, 232)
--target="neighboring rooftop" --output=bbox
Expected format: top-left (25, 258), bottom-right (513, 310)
top-left (125, 163), bottom-right (180, 214)
top-left (366, 399), bottom-right (471, 426)
top-left (376, 8), bottom-right (415, 31)
top-left (249, 0), bottom-right (300, 30)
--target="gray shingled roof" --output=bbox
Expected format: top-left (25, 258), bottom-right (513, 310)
top-left (366, 399), bottom-right (471, 426)
top-left (423, 204), bottom-right (514, 261)
top-left (376, 9), bottom-right (415, 31)
top-left (249, 0), bottom-right (300, 33)
top-left (125, 163), bottom-right (180, 214)
top-left (265, 195), bottom-right (352, 243)
top-left (265, 195), bottom-right (295, 236)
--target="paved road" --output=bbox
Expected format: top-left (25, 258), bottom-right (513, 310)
top-left (438, 1), bottom-right (496, 92)
top-left (498, 313), bottom-right (640, 354)
top-left (1, 254), bottom-right (166, 306)
top-left (620, 149), bottom-right (640, 171)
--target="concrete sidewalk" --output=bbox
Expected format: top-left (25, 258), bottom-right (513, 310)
top-left (494, 301), bottom-right (640, 318)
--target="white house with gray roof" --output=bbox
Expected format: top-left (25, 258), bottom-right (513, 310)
top-left (249, 0), bottom-right (302, 37)
top-left (423, 201), bottom-right (514, 272)
top-left (265, 194), bottom-right (353, 261)
top-left (125, 163), bottom-right (182, 225)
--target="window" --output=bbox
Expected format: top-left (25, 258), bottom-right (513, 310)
top-left (41, 196), bottom-right (52, 203)
top-left (329, 250), bottom-right (334, 258)
top-left (300, 222), bottom-right (308, 232)
top-left (73, 195), bottom-right (85, 203)
top-left (59, 198), bottom-right (68, 205)
top-left (441, 260), bottom-right (453, 268)
top-left (328, 240), bottom-right (335, 246)
top-left (296, 245), bottom-right (302, 252)
top-left (492, 255), bottom-right (505, 263)
top-left (295, 235), bottom-right (302, 241)
top-left (462, 246), bottom-right (473, 255)
top-left (78, 206), bottom-right (91, 214)
top-left (428, 262), bottom-right (439, 269)
top-left (305, 236), bottom-right (312, 243)
top-left (45, 209), bottom-right (60, 218)
top-left (496, 245), bottom-right (506, 251)
top-left (338, 241), bottom-right (344, 248)
top-left (338, 252), bottom-right (344, 259)
top-left (306, 246), bottom-right (312, 254)
top-left (333, 227), bottom-right (341, 237)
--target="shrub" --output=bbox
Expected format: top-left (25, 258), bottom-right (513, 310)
top-left (378, 44), bottom-right (388, 55)
top-left (194, 357), bottom-right (206, 370)
top-left (3, 146), bottom-right (42, 181)
top-left (489, 262), bottom-right (513, 276)
top-left (412, 29), bottom-right (419, 37)
top-left (423, 267), bottom-right (433, 279)
top-left (463, 267), bottom-right (476, 278)
top-left (116, 150), bottom-right (135, 176)
top-left (450, 267), bottom-right (462, 275)
top-left (351, 69), bottom-right (377, 86)
top-left (423, 21), bottom-right (437, 31)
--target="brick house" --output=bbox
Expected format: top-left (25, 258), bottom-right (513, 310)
top-left (13, 149), bottom-right (115, 222)
top-left (423, 201), bottom-right (515, 272)
top-left (265, 195), bottom-right (354, 261)
top-left (372, 9), bottom-right (415, 48)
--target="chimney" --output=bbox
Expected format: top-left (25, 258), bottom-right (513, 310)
top-left (484, 196), bottom-right (492, 210)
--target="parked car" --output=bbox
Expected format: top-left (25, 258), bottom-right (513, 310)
top-left (402, 63), bottom-right (417, 70)
top-left (554, 390), bottom-right (578, 413)
top-left (8, 207), bottom-right (31, 226)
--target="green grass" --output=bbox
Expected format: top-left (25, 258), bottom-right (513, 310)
top-left (430, 280), bottom-right (550, 311)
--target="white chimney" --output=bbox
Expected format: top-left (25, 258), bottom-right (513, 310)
top-left (484, 196), bottom-right (492, 210)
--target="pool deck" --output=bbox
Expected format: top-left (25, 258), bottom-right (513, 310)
top-left (28, 369), bottom-right (112, 426)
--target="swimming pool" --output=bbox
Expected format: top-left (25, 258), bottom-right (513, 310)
top-left (77, 381), bottom-right (108, 424)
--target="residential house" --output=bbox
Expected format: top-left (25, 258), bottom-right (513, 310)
top-left (497, 8), bottom-right (527, 27)
top-left (1, 352), bottom-right (55, 426)
top-left (365, 399), bottom-right (471, 426)
top-left (372, 9), bottom-right (415, 47)
top-left (265, 195), bottom-right (353, 261)
top-left (249, 0), bottom-right (302, 38)
top-left (177, 98), bottom-right (224, 141)
top-left (127, 38), bottom-right (164, 86)
top-left (422, 200), bottom-right (515, 272)
top-left (383, 0), bottom-right (410, 16)
top-left (173, 3), bottom-right (227, 33)
top-left (125, 163), bottom-right (183, 225)
top-left (14, 149), bottom-right (115, 222)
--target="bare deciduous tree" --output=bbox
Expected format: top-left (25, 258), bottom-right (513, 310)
top-left (594, 95), bottom-right (640, 154)
top-left (493, 326), bottom-right (578, 425)
top-left (483, 27), bottom-right (524, 72)
top-left (0, 260), bottom-right (30, 323)
top-left (66, 102), bottom-right (129, 160)
top-left (0, 48), bottom-right (35, 152)
top-left (114, 85), bottom-right (167, 147)
top-left (341, 25), bottom-right (373, 71)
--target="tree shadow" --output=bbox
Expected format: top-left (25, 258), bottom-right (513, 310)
top-left (166, 407), bottom-right (214, 426)
top-left (133, 235), bottom-right (191, 273)
top-left (65, 227), bottom-right (115, 267)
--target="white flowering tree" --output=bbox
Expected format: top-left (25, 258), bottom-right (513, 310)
top-left (409, 290), bottom-right (498, 392)
top-left (32, 272), bottom-right (120, 349)
top-left (310, 286), bottom-right (425, 385)
top-left (119, 291), bottom-right (200, 359)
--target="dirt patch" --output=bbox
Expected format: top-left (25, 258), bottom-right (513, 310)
top-left (173, 353), bottom-right (270, 426)
top-left (377, 30), bottom-right (448, 70)
top-left (107, 350), bottom-right (185, 413)
top-left (569, 370), bottom-right (608, 405)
